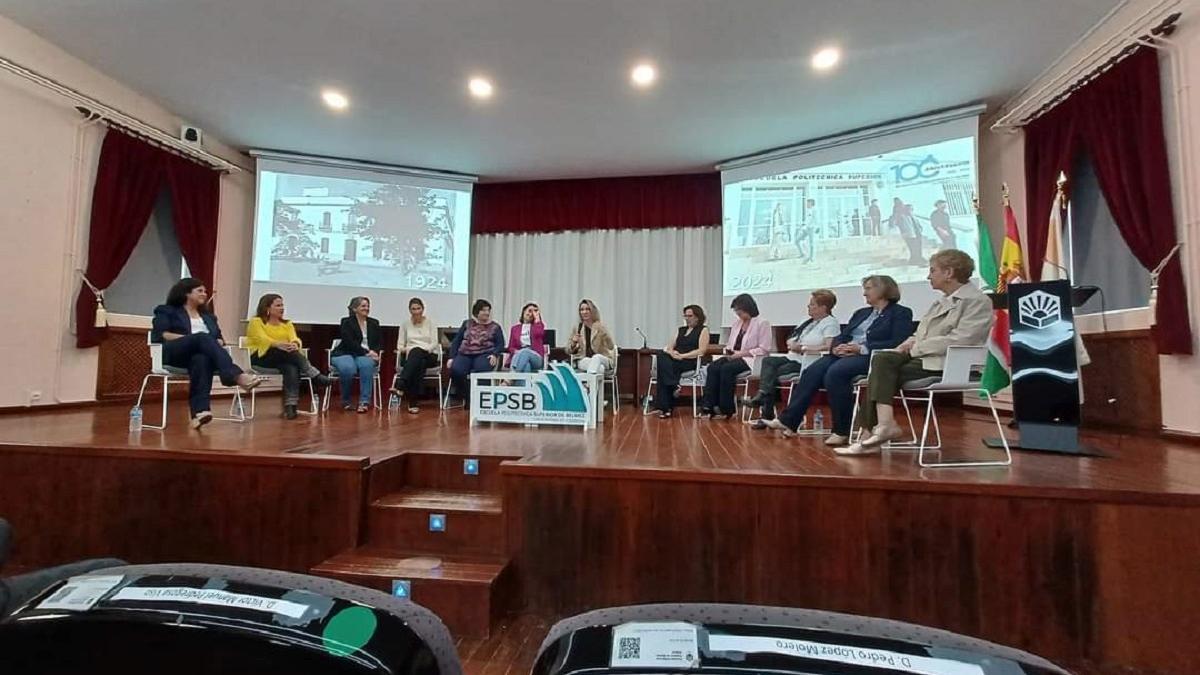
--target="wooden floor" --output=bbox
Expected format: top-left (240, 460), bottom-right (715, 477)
top-left (2, 399), bottom-right (1199, 503)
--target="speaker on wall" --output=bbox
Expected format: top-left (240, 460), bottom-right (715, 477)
top-left (180, 125), bottom-right (203, 146)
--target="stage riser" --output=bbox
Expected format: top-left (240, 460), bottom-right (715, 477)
top-left (367, 504), bottom-right (505, 557)
top-left (402, 453), bottom-right (514, 495)
top-left (0, 448), bottom-right (364, 573)
top-left (503, 472), bottom-right (1200, 675)
top-left (316, 569), bottom-right (503, 637)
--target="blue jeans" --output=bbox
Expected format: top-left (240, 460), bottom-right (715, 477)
top-left (162, 333), bottom-right (243, 415)
top-left (330, 354), bottom-right (377, 406)
top-left (510, 348), bottom-right (543, 373)
top-left (450, 353), bottom-right (495, 400)
top-left (778, 354), bottom-right (869, 434)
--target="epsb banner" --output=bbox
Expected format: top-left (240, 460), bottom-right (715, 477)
top-left (470, 364), bottom-right (596, 427)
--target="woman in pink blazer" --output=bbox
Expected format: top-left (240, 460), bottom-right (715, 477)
top-left (507, 302), bottom-right (547, 372)
top-left (700, 294), bottom-right (774, 419)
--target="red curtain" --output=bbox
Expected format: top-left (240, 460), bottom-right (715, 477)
top-left (165, 154), bottom-right (221, 289)
top-left (75, 131), bottom-right (167, 347)
top-left (1024, 47), bottom-right (1192, 354)
top-left (472, 172), bottom-right (721, 235)
top-left (75, 129), bottom-right (223, 348)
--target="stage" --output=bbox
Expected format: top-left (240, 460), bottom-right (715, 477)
top-left (1, 400), bottom-right (1198, 674)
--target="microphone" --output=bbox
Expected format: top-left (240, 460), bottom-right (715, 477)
top-left (634, 326), bottom-right (649, 350)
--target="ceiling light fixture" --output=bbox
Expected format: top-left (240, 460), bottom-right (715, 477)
top-left (811, 46), bottom-right (841, 72)
top-left (321, 89), bottom-right (349, 111)
top-left (468, 77), bottom-right (494, 100)
top-left (630, 62), bottom-right (657, 88)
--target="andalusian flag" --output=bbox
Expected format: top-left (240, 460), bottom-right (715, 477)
top-left (980, 204), bottom-right (1026, 394)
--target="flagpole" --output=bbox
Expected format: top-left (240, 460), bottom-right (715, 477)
top-left (1058, 171), bottom-right (1074, 281)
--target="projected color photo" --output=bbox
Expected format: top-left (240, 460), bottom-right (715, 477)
top-left (722, 136), bottom-right (977, 295)
top-left (260, 171), bottom-right (469, 292)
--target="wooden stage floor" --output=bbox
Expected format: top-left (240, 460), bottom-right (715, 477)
top-left (1, 400), bottom-right (1198, 502)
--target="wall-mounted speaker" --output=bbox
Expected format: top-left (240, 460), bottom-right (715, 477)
top-left (180, 125), bottom-right (203, 146)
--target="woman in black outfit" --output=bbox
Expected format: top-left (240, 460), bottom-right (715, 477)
top-left (330, 296), bottom-right (383, 412)
top-left (647, 305), bottom-right (711, 418)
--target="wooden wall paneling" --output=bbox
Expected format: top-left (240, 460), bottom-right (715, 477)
top-left (1079, 329), bottom-right (1160, 432)
top-left (0, 447), bottom-right (367, 573)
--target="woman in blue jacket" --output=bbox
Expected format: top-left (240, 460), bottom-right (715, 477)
top-left (766, 275), bottom-right (913, 444)
top-left (151, 278), bottom-right (261, 429)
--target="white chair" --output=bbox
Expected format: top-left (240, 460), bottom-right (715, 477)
top-left (391, 346), bottom-right (444, 408)
top-left (135, 332), bottom-right (245, 430)
top-left (744, 352), bottom-right (826, 430)
top-left (642, 354), bottom-right (704, 417)
top-left (571, 348), bottom-right (619, 415)
top-left (236, 337), bottom-right (319, 419)
top-left (899, 345), bottom-right (1012, 468)
top-left (323, 338), bottom-right (383, 412)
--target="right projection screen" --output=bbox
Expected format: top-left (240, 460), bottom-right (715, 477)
top-left (721, 114), bottom-right (979, 322)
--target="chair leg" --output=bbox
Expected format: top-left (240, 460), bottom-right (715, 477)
top-left (848, 385), bottom-right (862, 442)
top-left (303, 377), bottom-right (319, 415)
top-left (919, 389), bottom-right (1013, 468)
top-left (643, 378), bottom-right (654, 414)
top-left (914, 392), bottom-right (936, 463)
top-left (138, 375), bottom-right (166, 431)
top-left (155, 378), bottom-right (169, 430)
top-left (612, 374), bottom-right (619, 415)
top-left (373, 375), bottom-right (383, 410)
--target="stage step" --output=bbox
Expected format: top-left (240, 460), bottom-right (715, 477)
top-left (367, 489), bottom-right (505, 556)
top-left (404, 452), bottom-right (516, 494)
top-left (311, 547), bottom-right (509, 638)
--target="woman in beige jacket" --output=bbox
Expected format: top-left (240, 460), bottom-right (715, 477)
top-left (567, 299), bottom-right (616, 374)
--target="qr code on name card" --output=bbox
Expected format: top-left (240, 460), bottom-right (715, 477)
top-left (618, 637), bottom-right (641, 659)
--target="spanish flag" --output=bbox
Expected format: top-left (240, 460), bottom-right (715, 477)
top-left (980, 203), bottom-right (1025, 394)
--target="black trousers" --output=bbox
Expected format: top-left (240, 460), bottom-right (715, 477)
top-left (756, 355), bottom-right (803, 420)
top-left (251, 348), bottom-right (320, 406)
top-left (395, 347), bottom-right (437, 398)
top-left (701, 358), bottom-right (750, 415)
top-left (651, 355), bottom-right (698, 411)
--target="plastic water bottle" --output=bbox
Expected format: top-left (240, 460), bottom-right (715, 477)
top-left (129, 406), bottom-right (143, 432)
top-left (388, 391), bottom-right (401, 413)
top-left (813, 409), bottom-right (825, 433)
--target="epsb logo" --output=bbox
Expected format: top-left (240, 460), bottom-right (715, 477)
top-left (479, 391), bottom-right (538, 410)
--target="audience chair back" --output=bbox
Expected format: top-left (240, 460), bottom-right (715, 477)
top-left (0, 562), bottom-right (460, 675)
top-left (533, 603), bottom-right (1068, 675)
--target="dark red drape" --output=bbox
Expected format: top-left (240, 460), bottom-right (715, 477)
top-left (472, 172), bottom-right (721, 235)
top-left (1024, 47), bottom-right (1192, 354)
top-left (75, 129), bottom-right (223, 348)
top-left (165, 154), bottom-right (221, 289)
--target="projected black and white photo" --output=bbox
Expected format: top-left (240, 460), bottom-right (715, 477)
top-left (262, 172), bottom-right (468, 291)
top-left (722, 136), bottom-right (977, 295)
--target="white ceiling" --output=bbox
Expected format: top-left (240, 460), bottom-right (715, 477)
top-left (0, 0), bottom-right (1121, 180)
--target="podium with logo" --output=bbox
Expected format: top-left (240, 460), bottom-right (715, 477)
top-left (985, 280), bottom-right (1095, 455)
top-left (469, 364), bottom-right (601, 429)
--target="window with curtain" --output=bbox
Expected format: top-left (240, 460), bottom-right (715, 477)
top-left (1066, 152), bottom-right (1150, 315)
top-left (105, 188), bottom-right (184, 314)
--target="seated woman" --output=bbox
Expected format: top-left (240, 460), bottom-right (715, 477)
top-left (449, 299), bottom-right (506, 404)
top-left (330, 296), bottom-right (382, 413)
top-left (765, 275), bottom-right (913, 443)
top-left (747, 289), bottom-right (841, 428)
top-left (699, 294), bottom-right (773, 420)
top-left (841, 249), bottom-right (992, 455)
top-left (566, 299), bottom-right (615, 375)
top-left (151, 278), bottom-right (261, 429)
top-left (507, 302), bottom-right (546, 373)
top-left (391, 297), bottom-right (439, 414)
top-left (646, 304), bottom-right (711, 418)
top-left (245, 293), bottom-right (330, 419)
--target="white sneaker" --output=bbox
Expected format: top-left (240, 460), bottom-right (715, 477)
top-left (824, 433), bottom-right (849, 447)
top-left (764, 418), bottom-right (786, 430)
top-left (835, 441), bottom-right (879, 456)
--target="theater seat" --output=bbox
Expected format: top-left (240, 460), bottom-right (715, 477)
top-left (0, 562), bottom-right (460, 675)
top-left (534, 603), bottom-right (1068, 675)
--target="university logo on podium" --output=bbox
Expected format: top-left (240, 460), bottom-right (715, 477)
top-left (1017, 290), bottom-right (1061, 330)
top-left (473, 364), bottom-right (592, 426)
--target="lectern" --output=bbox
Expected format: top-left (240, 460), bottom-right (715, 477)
top-left (985, 280), bottom-right (1096, 455)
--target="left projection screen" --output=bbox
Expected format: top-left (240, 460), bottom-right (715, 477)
top-left (249, 158), bottom-right (472, 325)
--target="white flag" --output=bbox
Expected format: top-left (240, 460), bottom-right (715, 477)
top-left (1042, 190), bottom-right (1066, 281)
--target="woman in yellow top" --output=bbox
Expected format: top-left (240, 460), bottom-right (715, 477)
top-left (246, 293), bottom-right (331, 419)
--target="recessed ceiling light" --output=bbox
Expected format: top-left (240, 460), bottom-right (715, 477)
top-left (630, 62), bottom-right (657, 88)
top-left (321, 89), bottom-right (349, 111)
top-left (468, 77), bottom-right (494, 100)
top-left (811, 46), bottom-right (841, 71)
